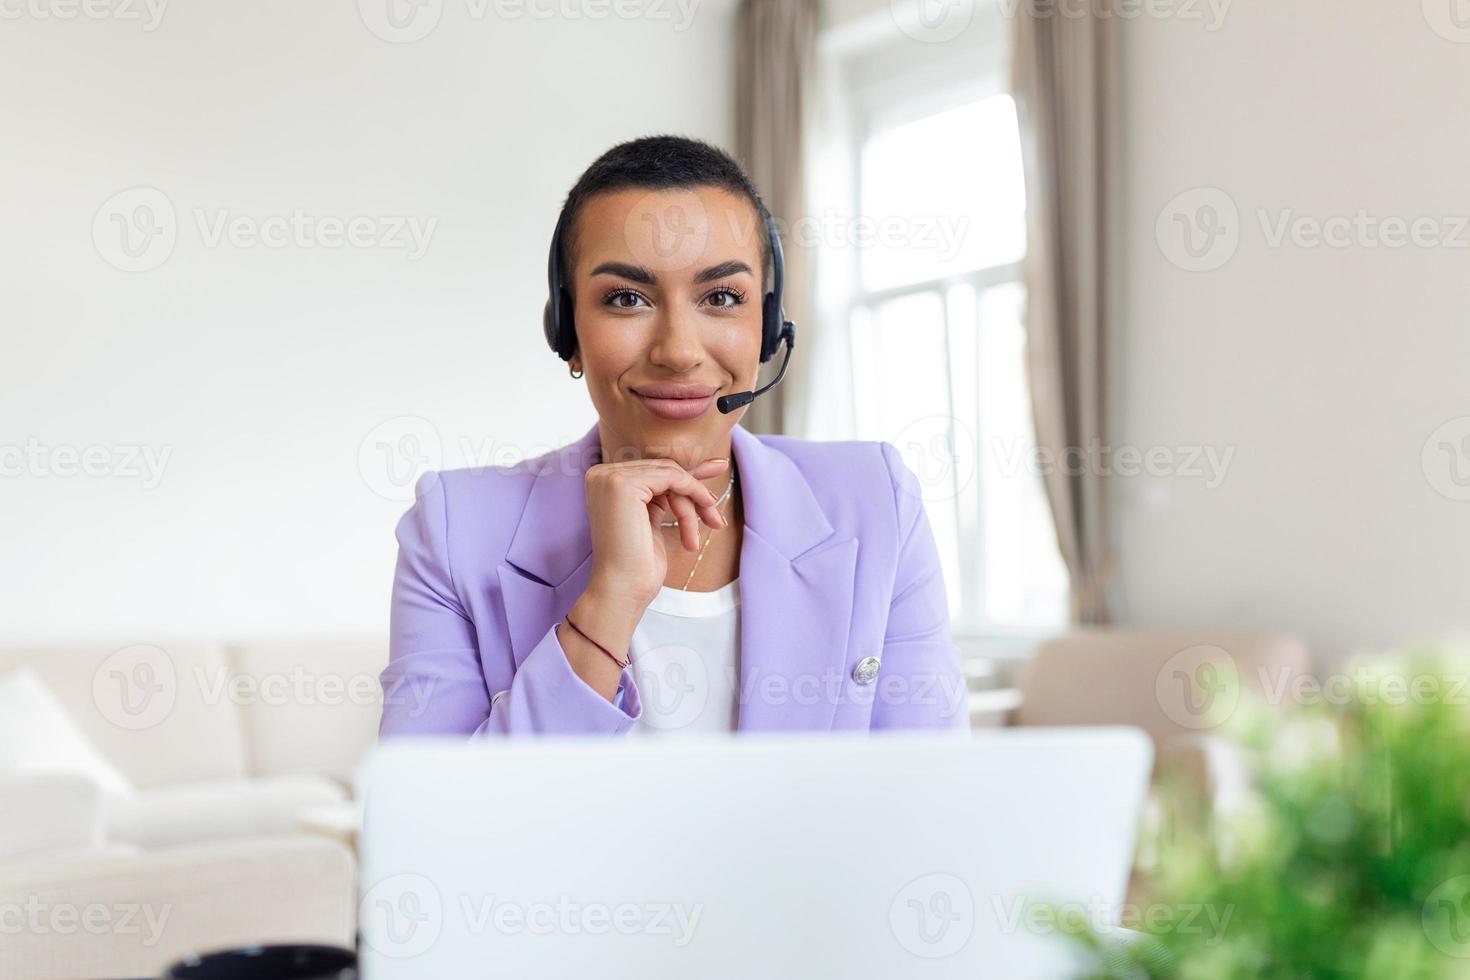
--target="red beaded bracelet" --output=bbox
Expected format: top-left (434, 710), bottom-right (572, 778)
top-left (562, 613), bottom-right (631, 670)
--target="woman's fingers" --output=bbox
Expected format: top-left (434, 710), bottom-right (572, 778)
top-left (668, 493), bottom-right (701, 551)
top-left (632, 459), bottom-right (730, 540)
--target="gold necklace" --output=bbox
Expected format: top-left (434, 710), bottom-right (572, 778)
top-left (677, 468), bottom-right (736, 591)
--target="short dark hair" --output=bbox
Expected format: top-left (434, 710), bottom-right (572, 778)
top-left (554, 134), bottom-right (773, 298)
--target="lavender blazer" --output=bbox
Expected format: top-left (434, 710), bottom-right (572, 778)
top-left (378, 421), bottom-right (969, 736)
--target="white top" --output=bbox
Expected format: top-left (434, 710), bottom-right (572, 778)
top-left (614, 578), bottom-right (741, 734)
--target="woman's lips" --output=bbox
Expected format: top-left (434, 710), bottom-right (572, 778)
top-left (635, 392), bottom-right (715, 420)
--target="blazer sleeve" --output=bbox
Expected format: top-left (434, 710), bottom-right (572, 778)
top-left (379, 470), bottom-right (645, 738)
top-left (870, 442), bottom-right (970, 733)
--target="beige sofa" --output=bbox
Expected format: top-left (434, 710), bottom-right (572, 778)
top-left (0, 637), bottom-right (385, 980)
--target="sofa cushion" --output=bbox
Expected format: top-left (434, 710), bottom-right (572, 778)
top-left (104, 774), bottom-right (348, 849)
top-left (0, 835), bottom-right (355, 980)
top-left (0, 669), bottom-right (133, 797)
top-left (0, 773), bottom-right (108, 863)
top-left (225, 637), bottom-right (386, 780)
top-left (0, 642), bottom-right (248, 788)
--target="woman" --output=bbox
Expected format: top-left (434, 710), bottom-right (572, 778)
top-left (379, 135), bottom-right (967, 736)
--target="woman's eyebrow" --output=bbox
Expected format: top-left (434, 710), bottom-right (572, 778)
top-left (587, 259), bottom-right (753, 285)
top-left (693, 260), bottom-right (753, 283)
top-left (588, 261), bottom-right (655, 284)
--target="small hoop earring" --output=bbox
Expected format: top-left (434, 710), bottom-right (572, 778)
top-left (569, 364), bottom-right (584, 380)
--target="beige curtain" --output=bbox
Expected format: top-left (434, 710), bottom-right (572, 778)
top-left (1012, 4), bottom-right (1121, 625)
top-left (734, 0), bottom-right (819, 437)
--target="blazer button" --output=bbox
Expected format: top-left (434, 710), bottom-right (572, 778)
top-left (851, 656), bottom-right (881, 685)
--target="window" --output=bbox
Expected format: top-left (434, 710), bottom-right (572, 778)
top-left (818, 10), bottom-right (1068, 636)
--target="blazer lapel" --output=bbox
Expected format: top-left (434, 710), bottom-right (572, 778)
top-left (729, 424), bottom-right (857, 731)
top-left (496, 424), bottom-right (600, 669)
top-left (495, 421), bottom-right (858, 732)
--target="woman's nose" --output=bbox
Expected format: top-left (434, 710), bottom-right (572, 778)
top-left (647, 303), bottom-right (704, 369)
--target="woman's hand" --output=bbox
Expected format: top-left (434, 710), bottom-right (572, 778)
top-left (583, 456), bottom-right (730, 614)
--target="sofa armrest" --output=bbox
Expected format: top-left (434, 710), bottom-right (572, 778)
top-left (967, 688), bottom-right (1023, 727)
top-left (0, 773), bottom-right (104, 863)
top-left (0, 835), bottom-right (356, 980)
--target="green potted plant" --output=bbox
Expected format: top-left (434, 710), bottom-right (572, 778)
top-left (1054, 643), bottom-right (1470, 980)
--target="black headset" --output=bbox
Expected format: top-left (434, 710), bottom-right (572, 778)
top-left (542, 202), bottom-right (797, 415)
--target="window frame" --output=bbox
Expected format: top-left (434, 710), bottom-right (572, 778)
top-left (826, 12), bottom-right (1069, 647)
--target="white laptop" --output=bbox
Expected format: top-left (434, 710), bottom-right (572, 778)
top-left (355, 728), bottom-right (1152, 979)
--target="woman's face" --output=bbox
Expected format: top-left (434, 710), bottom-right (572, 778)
top-left (566, 185), bottom-right (765, 464)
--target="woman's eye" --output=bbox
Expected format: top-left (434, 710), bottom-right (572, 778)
top-left (705, 288), bottom-right (744, 309)
top-left (607, 290), bottom-right (648, 309)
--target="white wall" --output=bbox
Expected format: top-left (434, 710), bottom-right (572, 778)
top-left (0, 3), bottom-right (735, 641)
top-left (1114, 0), bottom-right (1470, 663)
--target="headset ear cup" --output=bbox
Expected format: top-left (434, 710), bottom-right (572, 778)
top-left (760, 291), bottom-right (778, 362)
top-left (542, 297), bottom-right (559, 355)
top-left (544, 288), bottom-right (578, 361)
top-left (557, 287), bottom-right (576, 360)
